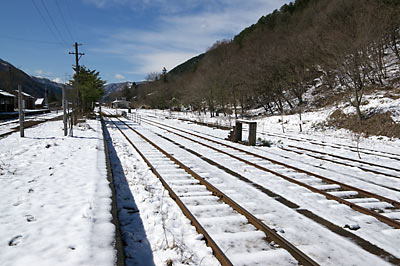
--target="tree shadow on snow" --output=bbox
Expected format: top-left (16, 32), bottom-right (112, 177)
top-left (72, 136), bottom-right (101, 140)
top-left (24, 136), bottom-right (57, 140)
top-left (103, 121), bottom-right (155, 266)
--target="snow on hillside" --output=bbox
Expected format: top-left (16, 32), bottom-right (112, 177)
top-left (0, 119), bottom-right (115, 266)
top-left (134, 87), bottom-right (400, 152)
top-left (106, 107), bottom-right (400, 265)
top-left (103, 82), bottom-right (133, 99)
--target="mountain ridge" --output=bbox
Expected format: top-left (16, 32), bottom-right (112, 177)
top-left (0, 58), bottom-right (64, 99)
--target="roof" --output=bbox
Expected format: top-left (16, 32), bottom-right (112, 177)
top-left (0, 89), bottom-right (15, 98)
top-left (112, 99), bottom-right (130, 104)
top-left (13, 90), bottom-right (35, 98)
top-left (35, 98), bottom-right (45, 105)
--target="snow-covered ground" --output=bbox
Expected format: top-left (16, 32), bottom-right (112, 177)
top-left (134, 92), bottom-right (400, 154)
top-left (102, 106), bottom-right (400, 265)
top-left (0, 111), bottom-right (63, 136)
top-left (2, 101), bottom-right (399, 265)
top-left (0, 118), bottom-right (115, 266)
top-left (104, 118), bottom-right (220, 266)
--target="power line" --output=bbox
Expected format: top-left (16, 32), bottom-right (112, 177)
top-left (64, 0), bottom-right (79, 41)
top-left (39, 0), bottom-right (69, 46)
top-left (55, 0), bottom-right (74, 42)
top-left (0, 35), bottom-right (64, 45)
top-left (31, 0), bottom-right (63, 46)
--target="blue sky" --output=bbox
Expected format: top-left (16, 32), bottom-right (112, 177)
top-left (0, 0), bottom-right (287, 84)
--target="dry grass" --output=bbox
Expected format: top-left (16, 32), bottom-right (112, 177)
top-left (324, 109), bottom-right (400, 138)
top-left (311, 83), bottom-right (400, 109)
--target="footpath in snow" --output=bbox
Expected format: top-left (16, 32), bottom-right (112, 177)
top-left (0, 118), bottom-right (115, 266)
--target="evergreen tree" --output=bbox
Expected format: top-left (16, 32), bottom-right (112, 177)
top-left (48, 89), bottom-right (57, 103)
top-left (162, 67), bottom-right (168, 83)
top-left (69, 66), bottom-right (106, 112)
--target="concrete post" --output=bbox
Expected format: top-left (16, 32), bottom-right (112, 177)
top-left (18, 85), bottom-right (24, 137)
top-left (62, 86), bottom-right (67, 136)
top-left (234, 121), bottom-right (242, 142)
top-left (249, 122), bottom-right (257, 146)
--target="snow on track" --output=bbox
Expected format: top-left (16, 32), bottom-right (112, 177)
top-left (106, 113), bottom-right (396, 265)
top-left (0, 111), bottom-right (63, 136)
top-left (104, 118), bottom-right (220, 266)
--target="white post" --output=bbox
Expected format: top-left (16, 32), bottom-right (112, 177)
top-left (18, 85), bottom-right (24, 137)
top-left (45, 87), bottom-right (49, 110)
top-left (62, 86), bottom-right (67, 136)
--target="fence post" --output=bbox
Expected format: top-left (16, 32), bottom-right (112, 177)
top-left (62, 86), bottom-right (67, 136)
top-left (18, 85), bottom-right (24, 138)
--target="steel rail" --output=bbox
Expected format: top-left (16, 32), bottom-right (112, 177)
top-left (281, 145), bottom-right (400, 180)
top-left (157, 118), bottom-right (400, 180)
top-left (105, 114), bottom-right (320, 266)
top-left (279, 146), bottom-right (400, 192)
top-left (1, 120), bottom-right (46, 138)
top-left (0, 114), bottom-right (64, 139)
top-left (100, 117), bottom-right (126, 266)
top-left (262, 131), bottom-right (400, 161)
top-left (177, 116), bottom-right (400, 160)
top-left (286, 144), bottom-right (400, 173)
top-left (153, 127), bottom-right (400, 265)
top-left (141, 117), bottom-right (400, 229)
top-left (104, 117), bottom-right (234, 266)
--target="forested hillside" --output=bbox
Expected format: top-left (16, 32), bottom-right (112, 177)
top-left (0, 58), bottom-right (63, 99)
top-left (133, 0), bottom-right (400, 123)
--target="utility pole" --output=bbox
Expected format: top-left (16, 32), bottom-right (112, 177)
top-left (62, 86), bottom-right (67, 136)
top-left (18, 85), bottom-right (24, 138)
top-left (8, 67), bottom-right (12, 91)
top-left (69, 42), bottom-right (84, 79)
top-left (69, 42), bottom-right (84, 137)
top-left (69, 42), bottom-right (84, 105)
top-left (45, 87), bottom-right (48, 109)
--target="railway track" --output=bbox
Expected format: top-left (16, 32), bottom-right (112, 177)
top-left (149, 124), bottom-right (400, 264)
top-left (271, 146), bottom-right (400, 193)
top-left (173, 114), bottom-right (400, 162)
top-left (105, 112), bottom-right (400, 264)
top-left (0, 113), bottom-right (63, 138)
top-left (163, 115), bottom-right (400, 182)
top-left (138, 116), bottom-right (400, 231)
top-left (280, 145), bottom-right (400, 179)
top-left (103, 114), bottom-right (319, 266)
top-left (262, 131), bottom-right (400, 162)
top-left (181, 120), bottom-right (400, 192)
top-left (159, 116), bottom-right (400, 195)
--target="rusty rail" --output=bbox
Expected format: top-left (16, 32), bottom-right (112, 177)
top-left (141, 117), bottom-right (400, 230)
top-left (284, 145), bottom-right (400, 178)
top-left (105, 114), bottom-right (320, 266)
top-left (263, 132), bottom-right (400, 161)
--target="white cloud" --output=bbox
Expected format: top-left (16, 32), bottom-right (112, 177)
top-left (52, 77), bottom-right (63, 83)
top-left (83, 0), bottom-right (210, 13)
top-left (89, 0), bottom-right (287, 79)
top-left (34, 69), bottom-right (44, 75)
top-left (114, 73), bottom-right (125, 80)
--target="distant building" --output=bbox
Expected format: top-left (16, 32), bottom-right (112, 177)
top-left (35, 98), bottom-right (45, 109)
top-left (111, 99), bottom-right (130, 109)
top-left (11, 90), bottom-right (35, 110)
top-left (0, 89), bottom-right (15, 112)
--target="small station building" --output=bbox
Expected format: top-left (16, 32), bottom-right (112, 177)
top-left (111, 99), bottom-right (130, 109)
top-left (0, 89), bottom-right (15, 112)
top-left (11, 90), bottom-right (35, 110)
